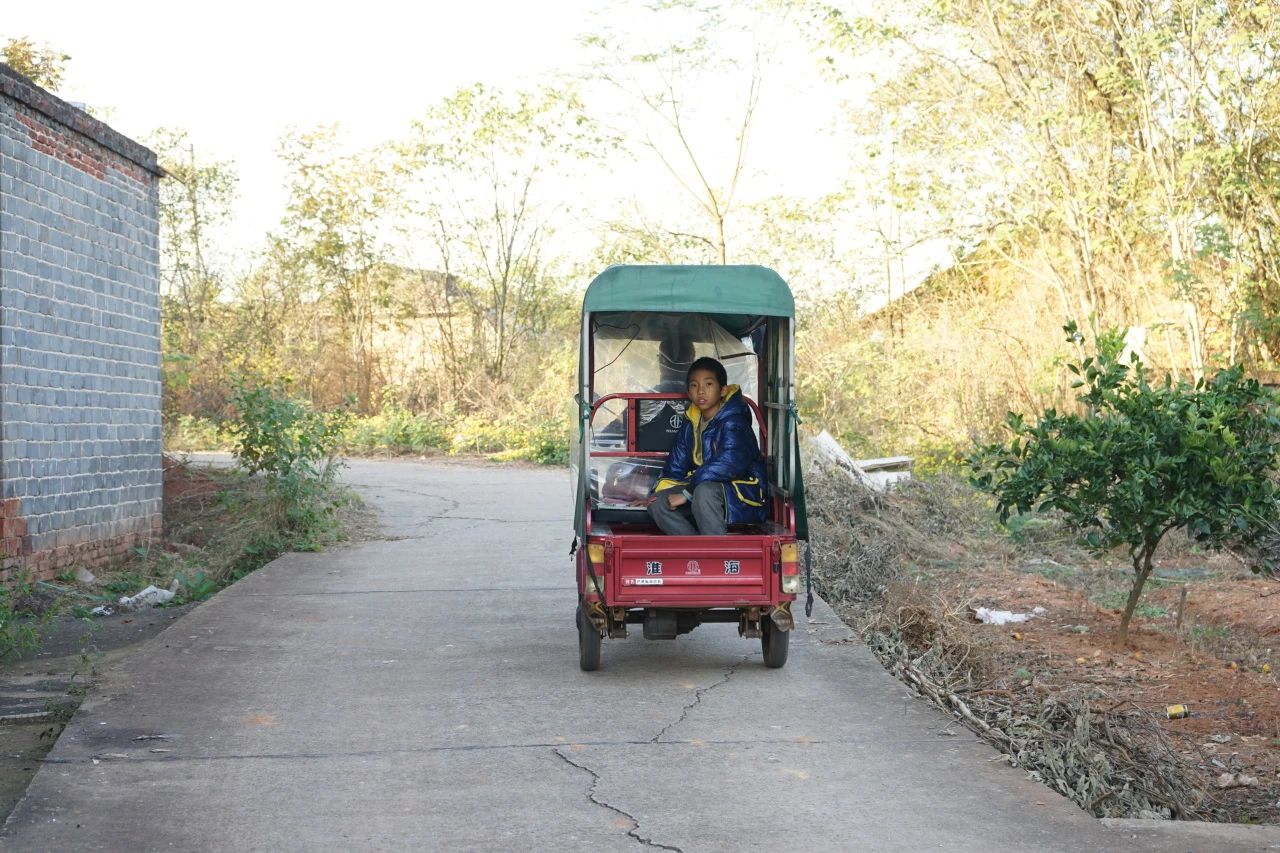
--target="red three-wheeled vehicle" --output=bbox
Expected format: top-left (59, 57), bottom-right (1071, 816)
top-left (571, 265), bottom-right (810, 670)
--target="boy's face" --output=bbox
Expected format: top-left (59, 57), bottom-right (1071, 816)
top-left (687, 368), bottom-right (724, 416)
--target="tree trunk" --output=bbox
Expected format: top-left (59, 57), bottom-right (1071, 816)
top-left (1118, 548), bottom-right (1155, 645)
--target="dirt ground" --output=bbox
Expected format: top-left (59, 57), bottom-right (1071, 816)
top-left (860, 550), bottom-right (1280, 823)
top-left (0, 605), bottom-right (196, 822)
top-left (806, 466), bottom-right (1280, 823)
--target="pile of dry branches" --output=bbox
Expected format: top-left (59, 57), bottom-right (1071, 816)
top-left (863, 590), bottom-right (1211, 820)
top-left (806, 467), bottom-right (901, 603)
top-left (805, 466), bottom-right (1003, 604)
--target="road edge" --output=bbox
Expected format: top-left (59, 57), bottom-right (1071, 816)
top-left (806, 590), bottom-right (1280, 850)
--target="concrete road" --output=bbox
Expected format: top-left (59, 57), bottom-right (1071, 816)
top-left (1, 459), bottom-right (1272, 851)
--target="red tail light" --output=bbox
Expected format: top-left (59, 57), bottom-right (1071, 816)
top-left (780, 541), bottom-right (800, 594)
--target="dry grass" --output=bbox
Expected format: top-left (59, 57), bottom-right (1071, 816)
top-left (79, 459), bottom-right (368, 605)
top-left (807, 467), bottom-right (1220, 821)
top-left (806, 466), bottom-right (1006, 605)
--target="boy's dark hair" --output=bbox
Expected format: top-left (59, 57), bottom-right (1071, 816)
top-left (687, 356), bottom-right (727, 386)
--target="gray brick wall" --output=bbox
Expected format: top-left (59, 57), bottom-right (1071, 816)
top-left (0, 64), bottom-right (164, 578)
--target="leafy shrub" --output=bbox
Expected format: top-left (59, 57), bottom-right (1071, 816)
top-left (104, 572), bottom-right (146, 596)
top-left (972, 323), bottom-right (1280, 643)
top-left (336, 401), bottom-right (568, 465)
top-left (1004, 512), bottom-right (1067, 546)
top-left (342, 402), bottom-right (449, 454)
top-left (175, 570), bottom-right (220, 603)
top-left (228, 383), bottom-right (349, 477)
top-left (907, 440), bottom-right (969, 477)
top-left (448, 414), bottom-right (511, 455)
top-left (449, 413), bottom-right (569, 464)
top-left (486, 417), bottom-right (570, 465)
top-left (226, 382), bottom-right (350, 542)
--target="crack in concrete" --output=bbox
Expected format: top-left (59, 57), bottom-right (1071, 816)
top-left (350, 484), bottom-right (555, 521)
top-left (554, 748), bottom-right (684, 852)
top-left (376, 515), bottom-right (560, 526)
top-left (649, 655), bottom-right (751, 744)
top-left (349, 483), bottom-right (558, 539)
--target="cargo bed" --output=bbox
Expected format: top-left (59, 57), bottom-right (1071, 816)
top-left (599, 533), bottom-right (782, 608)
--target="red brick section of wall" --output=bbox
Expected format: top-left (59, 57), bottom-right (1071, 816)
top-left (24, 519), bottom-right (163, 582)
top-left (14, 111), bottom-right (147, 182)
top-left (0, 513), bottom-right (163, 584)
top-left (0, 498), bottom-right (28, 572)
top-left (0, 64), bottom-right (160, 180)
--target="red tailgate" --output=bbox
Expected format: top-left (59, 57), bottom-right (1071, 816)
top-left (610, 534), bottom-right (774, 606)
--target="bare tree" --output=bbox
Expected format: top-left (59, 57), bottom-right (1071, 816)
top-left (814, 0), bottom-right (1280, 379)
top-left (581, 1), bottom-right (773, 263)
top-left (276, 126), bottom-right (397, 412)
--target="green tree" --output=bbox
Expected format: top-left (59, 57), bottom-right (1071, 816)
top-left (972, 323), bottom-right (1280, 643)
top-left (276, 126), bottom-right (397, 412)
top-left (2, 36), bottom-right (70, 91)
top-left (398, 84), bottom-right (596, 387)
top-left (150, 128), bottom-right (238, 415)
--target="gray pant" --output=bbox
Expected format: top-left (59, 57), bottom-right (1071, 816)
top-left (649, 482), bottom-right (727, 535)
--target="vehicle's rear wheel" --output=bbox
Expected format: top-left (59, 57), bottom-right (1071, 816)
top-left (761, 617), bottom-right (789, 668)
top-left (577, 603), bottom-right (602, 671)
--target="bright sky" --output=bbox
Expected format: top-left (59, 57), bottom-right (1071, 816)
top-left (7, 1), bottom-right (610, 251)
top-left (5, 1), bottom-right (950, 297)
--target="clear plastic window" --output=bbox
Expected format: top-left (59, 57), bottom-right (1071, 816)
top-left (592, 313), bottom-right (758, 401)
top-left (580, 312), bottom-right (764, 514)
top-left (589, 456), bottom-right (664, 509)
top-left (589, 398), bottom-right (628, 451)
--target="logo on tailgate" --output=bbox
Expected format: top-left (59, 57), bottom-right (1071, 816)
top-left (724, 560), bottom-right (741, 575)
top-left (645, 561), bottom-right (663, 575)
top-left (686, 560), bottom-right (701, 575)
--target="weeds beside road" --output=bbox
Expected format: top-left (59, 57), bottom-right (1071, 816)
top-left (1, 381), bottom-right (367, 824)
top-left (808, 467), bottom-right (1280, 825)
top-left (167, 402), bottom-right (569, 466)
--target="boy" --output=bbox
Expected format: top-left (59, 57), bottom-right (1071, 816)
top-left (647, 357), bottom-right (768, 535)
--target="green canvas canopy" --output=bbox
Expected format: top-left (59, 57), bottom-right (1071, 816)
top-left (583, 265), bottom-right (794, 319)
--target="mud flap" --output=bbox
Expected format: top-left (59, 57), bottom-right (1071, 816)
top-left (769, 601), bottom-right (794, 632)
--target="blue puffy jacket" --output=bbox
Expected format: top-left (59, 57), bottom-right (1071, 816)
top-left (654, 385), bottom-right (768, 526)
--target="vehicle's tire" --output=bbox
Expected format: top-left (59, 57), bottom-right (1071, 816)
top-left (761, 617), bottom-right (789, 668)
top-left (578, 603), bottom-right (602, 672)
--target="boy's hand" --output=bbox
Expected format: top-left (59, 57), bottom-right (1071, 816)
top-left (667, 492), bottom-right (688, 509)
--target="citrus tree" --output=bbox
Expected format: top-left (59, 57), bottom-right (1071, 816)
top-left (972, 323), bottom-right (1280, 643)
